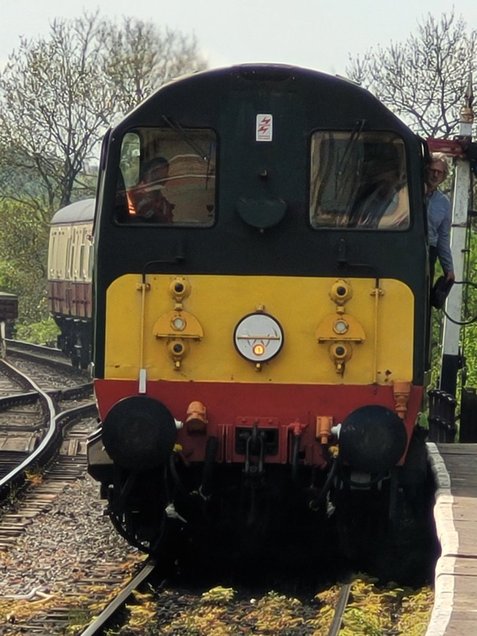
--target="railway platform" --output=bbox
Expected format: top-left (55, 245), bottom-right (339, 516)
top-left (426, 443), bottom-right (477, 635)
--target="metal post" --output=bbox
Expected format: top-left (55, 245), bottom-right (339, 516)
top-left (440, 78), bottom-right (474, 395)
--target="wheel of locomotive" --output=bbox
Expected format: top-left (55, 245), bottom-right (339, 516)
top-left (383, 427), bottom-right (438, 584)
top-left (108, 506), bottom-right (167, 555)
top-left (79, 336), bottom-right (90, 370)
top-left (105, 468), bottom-right (187, 571)
top-left (70, 351), bottom-right (80, 368)
top-left (332, 474), bottom-right (390, 568)
top-left (397, 425), bottom-right (429, 510)
top-left (362, 427), bottom-right (438, 584)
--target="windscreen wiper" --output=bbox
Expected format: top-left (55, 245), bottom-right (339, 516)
top-left (161, 115), bottom-right (211, 161)
top-left (337, 119), bottom-right (366, 176)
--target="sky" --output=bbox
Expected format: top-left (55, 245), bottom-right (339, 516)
top-left (1, 0), bottom-right (476, 76)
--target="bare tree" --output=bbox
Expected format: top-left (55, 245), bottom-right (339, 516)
top-left (0, 12), bottom-right (207, 324)
top-left (347, 11), bottom-right (477, 138)
top-left (100, 18), bottom-right (207, 113)
top-left (0, 12), bottom-right (207, 214)
top-left (0, 13), bottom-right (111, 212)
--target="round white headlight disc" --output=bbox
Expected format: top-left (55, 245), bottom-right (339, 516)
top-left (233, 313), bottom-right (284, 362)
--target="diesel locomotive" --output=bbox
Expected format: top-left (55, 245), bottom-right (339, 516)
top-left (86, 64), bottom-right (432, 569)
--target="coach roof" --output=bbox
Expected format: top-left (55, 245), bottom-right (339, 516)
top-left (50, 198), bottom-right (95, 225)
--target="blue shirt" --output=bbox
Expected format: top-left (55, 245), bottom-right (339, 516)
top-left (427, 190), bottom-right (454, 274)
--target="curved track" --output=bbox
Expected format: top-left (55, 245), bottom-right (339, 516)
top-left (0, 357), bottom-right (93, 497)
top-left (0, 351), bottom-right (146, 634)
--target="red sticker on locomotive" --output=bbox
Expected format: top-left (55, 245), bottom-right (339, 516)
top-left (256, 114), bottom-right (273, 141)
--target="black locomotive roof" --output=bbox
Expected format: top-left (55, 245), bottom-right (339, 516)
top-left (114, 63), bottom-right (414, 139)
top-left (50, 198), bottom-right (95, 225)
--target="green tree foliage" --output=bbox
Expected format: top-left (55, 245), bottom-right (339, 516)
top-left (0, 12), bottom-right (206, 324)
top-left (459, 231), bottom-right (477, 387)
top-left (0, 201), bottom-right (48, 321)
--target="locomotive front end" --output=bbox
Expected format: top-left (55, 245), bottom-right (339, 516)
top-left (88, 64), bottom-right (430, 563)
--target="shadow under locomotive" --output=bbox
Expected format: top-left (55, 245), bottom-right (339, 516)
top-left (89, 408), bottom-right (438, 587)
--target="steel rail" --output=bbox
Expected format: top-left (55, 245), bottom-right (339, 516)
top-left (5, 338), bottom-right (65, 360)
top-left (327, 582), bottom-right (352, 636)
top-left (79, 559), bottom-right (157, 636)
top-left (0, 358), bottom-right (96, 495)
top-left (5, 338), bottom-right (81, 370)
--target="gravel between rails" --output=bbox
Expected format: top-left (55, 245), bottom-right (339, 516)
top-left (0, 474), bottom-right (144, 635)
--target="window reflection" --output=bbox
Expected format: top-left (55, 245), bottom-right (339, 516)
top-left (310, 132), bottom-right (410, 230)
top-left (116, 128), bottom-right (216, 226)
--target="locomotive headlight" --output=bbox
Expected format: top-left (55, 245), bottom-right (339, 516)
top-left (234, 312), bottom-right (284, 362)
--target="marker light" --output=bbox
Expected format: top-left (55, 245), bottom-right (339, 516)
top-left (234, 312), bottom-right (284, 362)
top-left (171, 316), bottom-right (186, 331)
top-left (253, 343), bottom-right (265, 356)
top-left (333, 319), bottom-right (349, 335)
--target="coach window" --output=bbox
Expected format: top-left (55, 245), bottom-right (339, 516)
top-left (309, 132), bottom-right (410, 230)
top-left (116, 128), bottom-right (216, 226)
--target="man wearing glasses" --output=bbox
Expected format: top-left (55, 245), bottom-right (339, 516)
top-left (425, 153), bottom-right (455, 285)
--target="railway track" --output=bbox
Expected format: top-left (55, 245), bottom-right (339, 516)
top-left (79, 558), bottom-right (157, 635)
top-left (0, 352), bottom-right (144, 634)
top-left (0, 355), bottom-right (92, 488)
top-left (82, 573), bottom-right (426, 635)
top-left (0, 340), bottom-right (92, 479)
top-left (0, 347), bottom-right (433, 634)
top-left (0, 353), bottom-right (95, 521)
top-left (327, 582), bottom-right (352, 636)
top-left (4, 339), bottom-right (74, 369)
top-left (0, 358), bottom-right (59, 489)
top-left (0, 405), bottom-right (92, 549)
